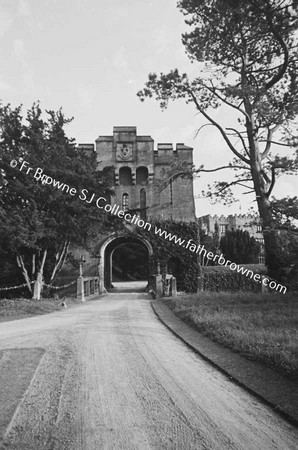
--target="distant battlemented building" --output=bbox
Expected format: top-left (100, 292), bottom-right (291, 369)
top-left (199, 214), bottom-right (265, 263)
top-left (79, 126), bottom-right (195, 222)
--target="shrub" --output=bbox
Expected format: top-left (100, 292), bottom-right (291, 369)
top-left (202, 264), bottom-right (267, 292)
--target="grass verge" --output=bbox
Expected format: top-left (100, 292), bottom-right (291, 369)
top-left (0, 348), bottom-right (45, 441)
top-left (0, 297), bottom-right (80, 323)
top-left (164, 291), bottom-right (298, 380)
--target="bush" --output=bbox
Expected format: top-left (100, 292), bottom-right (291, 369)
top-left (202, 264), bottom-right (267, 292)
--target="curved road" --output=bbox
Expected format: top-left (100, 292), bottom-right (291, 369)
top-left (0, 292), bottom-right (298, 449)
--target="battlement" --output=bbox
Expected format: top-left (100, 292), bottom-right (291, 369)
top-left (200, 214), bottom-right (258, 220)
top-left (113, 126), bottom-right (137, 133)
top-left (78, 143), bottom-right (95, 153)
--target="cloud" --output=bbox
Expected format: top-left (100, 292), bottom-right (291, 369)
top-left (18, 0), bottom-right (31, 17)
top-left (0, 9), bottom-right (13, 37)
top-left (76, 86), bottom-right (93, 108)
top-left (13, 38), bottom-right (26, 60)
top-left (152, 26), bottom-right (173, 55)
top-left (112, 47), bottom-right (129, 72)
top-left (0, 76), bottom-right (15, 94)
top-left (13, 38), bottom-right (35, 92)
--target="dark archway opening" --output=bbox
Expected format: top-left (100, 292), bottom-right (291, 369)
top-left (136, 166), bottom-right (148, 185)
top-left (104, 236), bottom-right (150, 292)
top-left (112, 243), bottom-right (148, 282)
top-left (119, 167), bottom-right (133, 186)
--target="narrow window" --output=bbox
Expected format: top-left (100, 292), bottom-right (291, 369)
top-left (257, 224), bottom-right (262, 233)
top-left (140, 188), bottom-right (146, 220)
top-left (219, 224), bottom-right (228, 234)
top-left (122, 193), bottom-right (129, 211)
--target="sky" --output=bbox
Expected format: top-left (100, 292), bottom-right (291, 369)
top-left (0, 0), bottom-right (296, 217)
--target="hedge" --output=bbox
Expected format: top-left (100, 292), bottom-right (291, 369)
top-left (202, 264), bottom-right (267, 292)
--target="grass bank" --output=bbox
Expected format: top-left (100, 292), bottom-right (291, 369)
top-left (0, 297), bottom-right (79, 323)
top-left (164, 291), bottom-right (298, 380)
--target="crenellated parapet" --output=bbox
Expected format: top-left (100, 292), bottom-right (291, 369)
top-left (200, 213), bottom-right (258, 221)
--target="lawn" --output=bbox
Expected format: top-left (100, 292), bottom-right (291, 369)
top-left (164, 291), bottom-right (298, 380)
top-left (0, 297), bottom-right (79, 323)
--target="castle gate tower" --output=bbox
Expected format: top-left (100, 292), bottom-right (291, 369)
top-left (77, 126), bottom-right (196, 292)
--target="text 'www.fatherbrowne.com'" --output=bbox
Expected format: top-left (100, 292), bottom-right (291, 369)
top-left (153, 226), bottom-right (287, 294)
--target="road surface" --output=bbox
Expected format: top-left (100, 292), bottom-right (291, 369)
top-left (0, 291), bottom-right (297, 449)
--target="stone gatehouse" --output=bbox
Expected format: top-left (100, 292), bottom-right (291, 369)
top-left (70, 126), bottom-right (196, 293)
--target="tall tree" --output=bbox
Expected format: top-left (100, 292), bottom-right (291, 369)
top-left (0, 103), bottom-right (114, 297)
top-left (199, 222), bottom-right (220, 266)
top-left (138, 0), bottom-right (298, 281)
top-left (220, 229), bottom-right (260, 264)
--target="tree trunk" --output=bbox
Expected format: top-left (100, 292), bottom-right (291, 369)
top-left (250, 157), bottom-right (283, 280)
top-left (49, 241), bottom-right (69, 284)
top-left (33, 249), bottom-right (48, 299)
top-left (16, 255), bottom-right (32, 294)
top-left (247, 119), bottom-right (284, 281)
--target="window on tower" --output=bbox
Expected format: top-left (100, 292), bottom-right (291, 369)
top-left (140, 188), bottom-right (146, 220)
top-left (119, 167), bottom-right (133, 186)
top-left (122, 193), bottom-right (129, 211)
top-left (136, 167), bottom-right (148, 185)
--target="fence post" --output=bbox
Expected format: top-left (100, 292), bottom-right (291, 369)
top-left (197, 275), bottom-right (204, 292)
top-left (171, 276), bottom-right (177, 297)
top-left (77, 276), bottom-right (85, 302)
top-left (197, 264), bottom-right (204, 293)
top-left (155, 275), bottom-right (163, 299)
top-left (261, 275), bottom-right (268, 293)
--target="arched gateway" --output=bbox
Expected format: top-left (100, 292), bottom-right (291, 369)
top-left (98, 234), bottom-right (153, 293)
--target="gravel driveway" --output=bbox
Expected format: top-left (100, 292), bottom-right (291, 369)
top-left (0, 292), bottom-right (297, 449)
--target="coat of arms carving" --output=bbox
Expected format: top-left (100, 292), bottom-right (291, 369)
top-left (116, 143), bottom-right (133, 161)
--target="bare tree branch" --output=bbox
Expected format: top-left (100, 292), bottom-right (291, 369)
top-left (266, 166), bottom-right (276, 198)
top-left (16, 254), bottom-right (32, 293)
top-left (212, 178), bottom-right (253, 196)
top-left (226, 127), bottom-right (249, 156)
top-left (187, 88), bottom-right (251, 164)
top-left (193, 164), bottom-right (250, 174)
top-left (205, 80), bottom-right (251, 121)
top-left (49, 240), bottom-right (69, 283)
top-left (261, 124), bottom-right (280, 159)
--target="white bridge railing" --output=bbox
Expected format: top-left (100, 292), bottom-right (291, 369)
top-left (77, 276), bottom-right (100, 301)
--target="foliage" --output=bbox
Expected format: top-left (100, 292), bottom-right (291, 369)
top-left (270, 196), bottom-right (298, 287)
top-left (220, 229), bottom-right (260, 264)
top-left (202, 264), bottom-right (266, 292)
top-left (138, 0), bottom-right (298, 280)
top-left (0, 102), bottom-right (114, 296)
top-left (199, 222), bottom-right (220, 265)
top-left (271, 196), bottom-right (298, 228)
top-left (139, 220), bottom-right (199, 292)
